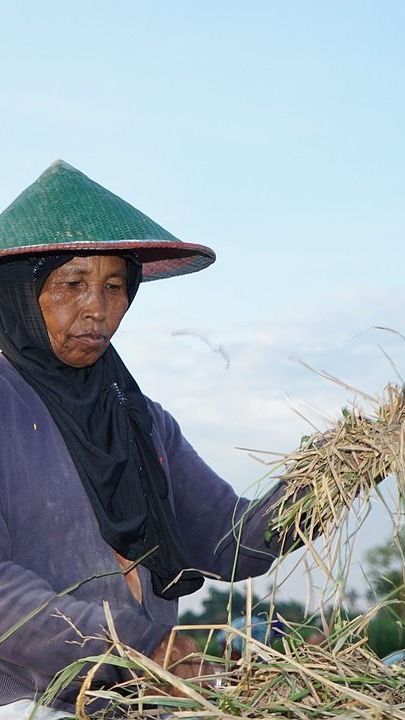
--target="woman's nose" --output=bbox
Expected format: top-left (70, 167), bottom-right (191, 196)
top-left (83, 286), bottom-right (107, 320)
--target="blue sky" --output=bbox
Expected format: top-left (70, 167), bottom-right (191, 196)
top-left (1, 1), bottom-right (404, 610)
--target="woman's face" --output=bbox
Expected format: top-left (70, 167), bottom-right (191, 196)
top-left (38, 255), bottom-right (129, 367)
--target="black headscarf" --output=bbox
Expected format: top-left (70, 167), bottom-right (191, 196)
top-left (0, 252), bottom-right (205, 599)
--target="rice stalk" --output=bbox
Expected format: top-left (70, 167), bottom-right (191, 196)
top-left (45, 615), bottom-right (405, 719)
top-left (265, 384), bottom-right (405, 550)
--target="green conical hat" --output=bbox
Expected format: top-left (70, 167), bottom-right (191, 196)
top-left (0, 160), bottom-right (215, 281)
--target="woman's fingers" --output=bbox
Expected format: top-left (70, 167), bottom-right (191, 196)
top-left (151, 634), bottom-right (214, 695)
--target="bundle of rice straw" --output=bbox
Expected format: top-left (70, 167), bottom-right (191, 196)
top-left (43, 618), bottom-right (405, 719)
top-left (222, 639), bottom-right (405, 719)
top-left (265, 384), bottom-right (405, 549)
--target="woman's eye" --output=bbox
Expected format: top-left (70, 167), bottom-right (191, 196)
top-left (64, 280), bottom-right (83, 289)
top-left (106, 283), bottom-right (124, 291)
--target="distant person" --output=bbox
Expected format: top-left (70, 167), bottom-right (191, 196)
top-left (217, 615), bottom-right (285, 660)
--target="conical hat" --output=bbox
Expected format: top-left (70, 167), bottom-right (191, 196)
top-left (0, 160), bottom-right (215, 281)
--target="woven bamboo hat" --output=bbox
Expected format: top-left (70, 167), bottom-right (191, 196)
top-left (0, 160), bottom-right (215, 281)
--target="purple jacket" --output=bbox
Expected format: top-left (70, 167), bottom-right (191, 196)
top-left (0, 354), bottom-right (282, 712)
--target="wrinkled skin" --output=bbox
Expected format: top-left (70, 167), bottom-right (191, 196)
top-left (38, 255), bottom-right (129, 367)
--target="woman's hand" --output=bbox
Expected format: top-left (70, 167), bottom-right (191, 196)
top-left (152, 633), bottom-right (213, 695)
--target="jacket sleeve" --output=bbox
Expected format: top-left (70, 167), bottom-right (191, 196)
top-left (0, 509), bottom-right (169, 692)
top-left (153, 404), bottom-right (287, 582)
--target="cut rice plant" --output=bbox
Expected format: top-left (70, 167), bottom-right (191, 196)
top-left (264, 383), bottom-right (405, 551)
top-left (37, 608), bottom-right (405, 719)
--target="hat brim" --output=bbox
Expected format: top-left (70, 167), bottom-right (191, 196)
top-left (0, 240), bottom-right (215, 282)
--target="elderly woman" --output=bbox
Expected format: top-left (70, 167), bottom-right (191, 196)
top-left (0, 161), bottom-right (284, 718)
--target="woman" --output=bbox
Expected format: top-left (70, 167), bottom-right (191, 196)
top-left (0, 161), bottom-right (283, 718)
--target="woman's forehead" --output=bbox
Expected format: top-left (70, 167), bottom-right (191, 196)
top-left (53, 255), bottom-right (128, 276)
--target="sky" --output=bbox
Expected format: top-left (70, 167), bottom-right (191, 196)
top-left (1, 1), bottom-right (405, 613)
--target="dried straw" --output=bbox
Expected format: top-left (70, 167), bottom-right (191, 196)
top-left (46, 616), bottom-right (405, 720)
top-left (265, 384), bottom-right (405, 549)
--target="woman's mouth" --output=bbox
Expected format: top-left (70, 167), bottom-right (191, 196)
top-left (73, 332), bottom-right (108, 349)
